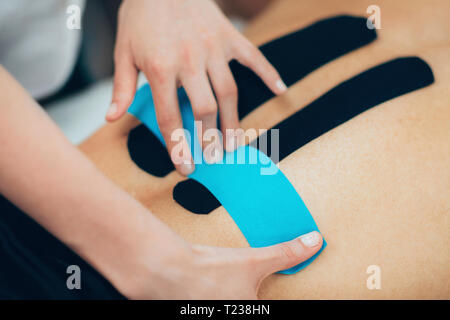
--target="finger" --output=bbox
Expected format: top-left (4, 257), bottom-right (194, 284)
top-left (182, 72), bottom-right (222, 164)
top-left (149, 76), bottom-right (194, 176)
top-left (249, 231), bottom-right (323, 277)
top-left (234, 38), bottom-right (287, 95)
top-left (207, 59), bottom-right (240, 152)
top-left (107, 50), bottom-right (139, 122)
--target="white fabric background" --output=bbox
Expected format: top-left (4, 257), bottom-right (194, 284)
top-left (0, 0), bottom-right (85, 99)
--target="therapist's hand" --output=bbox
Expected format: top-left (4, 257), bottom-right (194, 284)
top-left (120, 231), bottom-right (323, 299)
top-left (106, 0), bottom-right (287, 175)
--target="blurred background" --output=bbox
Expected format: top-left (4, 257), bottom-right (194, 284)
top-left (40, 0), bottom-right (277, 144)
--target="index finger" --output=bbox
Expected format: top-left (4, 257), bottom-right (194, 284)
top-left (149, 77), bottom-right (194, 176)
top-left (234, 38), bottom-right (287, 95)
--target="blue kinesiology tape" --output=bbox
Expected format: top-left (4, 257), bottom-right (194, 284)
top-left (128, 84), bottom-right (326, 274)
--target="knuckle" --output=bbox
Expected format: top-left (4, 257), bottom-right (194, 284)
top-left (279, 243), bottom-right (298, 261)
top-left (144, 58), bottom-right (160, 73)
top-left (180, 46), bottom-right (196, 71)
top-left (202, 33), bottom-right (216, 50)
top-left (195, 101), bottom-right (218, 119)
top-left (113, 46), bottom-right (130, 66)
top-left (217, 81), bottom-right (238, 103)
top-left (246, 248), bottom-right (270, 267)
top-left (239, 48), bottom-right (253, 62)
top-left (238, 41), bottom-right (257, 61)
top-left (181, 62), bottom-right (197, 77)
top-left (146, 58), bottom-right (175, 82)
top-left (245, 255), bottom-right (261, 269)
top-left (158, 114), bottom-right (178, 132)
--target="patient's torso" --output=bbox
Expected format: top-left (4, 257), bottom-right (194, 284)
top-left (80, 0), bottom-right (450, 299)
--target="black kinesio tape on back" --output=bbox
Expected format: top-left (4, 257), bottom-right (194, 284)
top-left (232, 15), bottom-right (377, 118)
top-left (127, 16), bottom-right (377, 177)
top-left (173, 57), bottom-right (434, 214)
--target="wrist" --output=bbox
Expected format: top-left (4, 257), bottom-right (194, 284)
top-left (107, 226), bottom-right (193, 299)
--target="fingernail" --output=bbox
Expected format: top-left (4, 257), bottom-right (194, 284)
top-left (106, 102), bottom-right (117, 118)
top-left (276, 79), bottom-right (287, 93)
top-left (179, 161), bottom-right (194, 176)
top-left (299, 231), bottom-right (321, 248)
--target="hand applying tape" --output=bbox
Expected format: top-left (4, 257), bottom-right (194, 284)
top-left (128, 84), bottom-right (327, 274)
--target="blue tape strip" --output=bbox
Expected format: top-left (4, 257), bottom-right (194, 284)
top-left (129, 84), bottom-right (326, 274)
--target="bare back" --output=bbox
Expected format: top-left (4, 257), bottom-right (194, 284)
top-left (80, 0), bottom-right (450, 299)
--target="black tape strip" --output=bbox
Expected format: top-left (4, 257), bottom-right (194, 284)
top-left (173, 57), bottom-right (434, 214)
top-left (127, 16), bottom-right (377, 177)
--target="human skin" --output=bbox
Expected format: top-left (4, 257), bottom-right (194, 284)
top-left (216, 0), bottom-right (275, 19)
top-left (0, 64), bottom-right (324, 299)
top-left (80, 0), bottom-right (450, 299)
top-left (0, 0), bottom-right (337, 299)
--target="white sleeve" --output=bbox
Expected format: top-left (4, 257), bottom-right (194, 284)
top-left (0, 0), bottom-right (86, 100)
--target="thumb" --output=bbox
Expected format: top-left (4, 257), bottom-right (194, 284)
top-left (106, 53), bottom-right (138, 122)
top-left (252, 231), bottom-right (323, 277)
